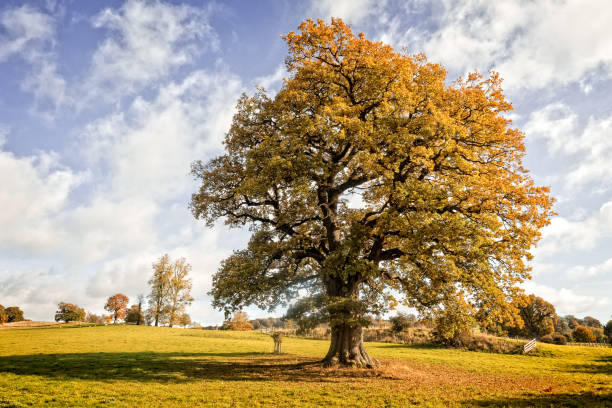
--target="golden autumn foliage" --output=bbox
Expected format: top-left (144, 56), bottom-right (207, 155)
top-left (222, 311), bottom-right (254, 331)
top-left (104, 294), bottom-right (129, 324)
top-left (190, 19), bottom-right (554, 366)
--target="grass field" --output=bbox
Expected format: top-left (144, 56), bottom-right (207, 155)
top-left (0, 326), bottom-right (610, 407)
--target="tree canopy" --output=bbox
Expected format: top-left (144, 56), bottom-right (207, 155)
top-left (190, 18), bottom-right (554, 367)
top-left (147, 254), bottom-right (193, 327)
top-left (4, 306), bottom-right (24, 323)
top-left (509, 294), bottom-right (556, 338)
top-left (105, 294), bottom-right (129, 324)
top-left (54, 302), bottom-right (86, 323)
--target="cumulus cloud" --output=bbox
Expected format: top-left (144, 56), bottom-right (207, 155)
top-left (85, 0), bottom-right (217, 103)
top-left (525, 103), bottom-right (612, 190)
top-left (0, 132), bottom-right (85, 256)
top-left (534, 201), bottom-right (612, 258)
top-left (371, 0), bottom-right (612, 92)
top-left (566, 258), bottom-right (612, 281)
top-left (253, 64), bottom-right (286, 93)
top-left (82, 69), bottom-right (242, 201)
top-left (0, 66), bottom-right (245, 321)
top-left (310, 0), bottom-right (388, 24)
top-left (522, 281), bottom-right (608, 316)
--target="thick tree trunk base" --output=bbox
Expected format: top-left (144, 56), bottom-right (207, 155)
top-left (322, 324), bottom-right (378, 368)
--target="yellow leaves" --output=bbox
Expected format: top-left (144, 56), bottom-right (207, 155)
top-left (191, 18), bottom-right (555, 335)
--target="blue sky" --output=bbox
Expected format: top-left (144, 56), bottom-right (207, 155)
top-left (1, 0), bottom-right (611, 324)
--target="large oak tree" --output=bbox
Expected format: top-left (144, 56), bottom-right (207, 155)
top-left (191, 19), bottom-right (554, 367)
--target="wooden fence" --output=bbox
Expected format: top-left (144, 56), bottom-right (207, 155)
top-left (523, 338), bottom-right (537, 353)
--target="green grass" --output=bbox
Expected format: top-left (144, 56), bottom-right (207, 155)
top-left (0, 326), bottom-right (610, 407)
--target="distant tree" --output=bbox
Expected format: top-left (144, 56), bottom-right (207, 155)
top-left (604, 320), bottom-right (612, 343)
top-left (147, 255), bottom-right (193, 327)
top-left (553, 315), bottom-right (569, 334)
top-left (85, 312), bottom-right (105, 324)
top-left (5, 306), bottom-right (25, 323)
top-left (54, 302), bottom-right (86, 323)
top-left (148, 254), bottom-right (172, 327)
top-left (136, 294), bottom-right (144, 326)
top-left (0, 305), bottom-right (7, 324)
top-left (582, 316), bottom-right (602, 328)
top-left (125, 304), bottom-right (145, 324)
top-left (166, 257), bottom-right (194, 328)
top-left (564, 315), bottom-right (580, 329)
top-left (250, 319), bottom-right (262, 329)
top-left (179, 313), bottom-right (191, 328)
top-left (591, 327), bottom-right (605, 342)
top-left (223, 311), bottom-right (253, 331)
top-left (390, 313), bottom-right (417, 333)
top-left (511, 294), bottom-right (556, 337)
top-left (104, 294), bottom-right (129, 324)
top-left (573, 326), bottom-right (596, 343)
top-left (285, 295), bottom-right (327, 334)
top-left (105, 315), bottom-right (113, 324)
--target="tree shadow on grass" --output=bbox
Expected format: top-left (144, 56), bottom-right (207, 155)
top-left (371, 343), bottom-right (441, 350)
top-left (0, 352), bottom-right (386, 384)
top-left (568, 355), bottom-right (612, 376)
top-left (466, 391), bottom-right (612, 407)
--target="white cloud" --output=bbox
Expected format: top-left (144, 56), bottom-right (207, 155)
top-left (0, 4), bottom-right (67, 111)
top-left (522, 281), bottom-right (608, 316)
top-left (525, 103), bottom-right (612, 190)
top-left (566, 258), bottom-right (612, 281)
top-left (534, 201), bottom-right (612, 258)
top-left (85, 0), bottom-right (217, 103)
top-left (375, 0), bottom-right (612, 92)
top-left (310, 0), bottom-right (388, 24)
top-left (82, 69), bottom-right (242, 201)
top-left (0, 5), bottom-right (54, 61)
top-left (253, 64), bottom-right (286, 93)
top-left (0, 65), bottom-right (245, 322)
top-left (0, 134), bottom-right (85, 255)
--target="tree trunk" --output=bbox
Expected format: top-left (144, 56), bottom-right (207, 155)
top-left (322, 323), bottom-right (377, 368)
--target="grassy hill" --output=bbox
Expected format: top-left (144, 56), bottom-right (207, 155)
top-left (0, 325), bottom-right (609, 407)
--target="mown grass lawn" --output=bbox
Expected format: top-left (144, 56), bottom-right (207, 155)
top-left (0, 326), bottom-right (609, 407)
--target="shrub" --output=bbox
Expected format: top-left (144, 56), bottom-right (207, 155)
top-left (125, 305), bottom-right (145, 324)
top-left (551, 333), bottom-right (567, 345)
top-left (439, 333), bottom-right (520, 354)
top-left (389, 313), bottom-right (416, 333)
top-left (85, 312), bottom-right (105, 324)
top-left (539, 334), bottom-right (554, 344)
top-left (573, 326), bottom-right (596, 342)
